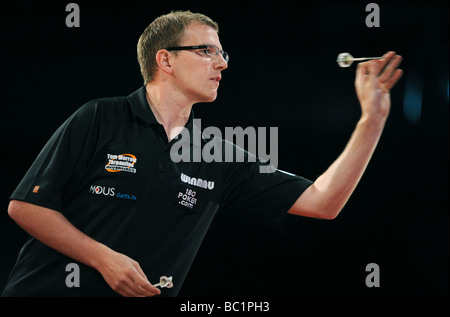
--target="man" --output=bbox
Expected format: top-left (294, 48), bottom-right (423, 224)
top-left (3, 11), bottom-right (402, 297)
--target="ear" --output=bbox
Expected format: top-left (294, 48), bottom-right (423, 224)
top-left (155, 49), bottom-right (173, 75)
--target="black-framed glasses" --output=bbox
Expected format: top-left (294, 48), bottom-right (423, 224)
top-left (166, 44), bottom-right (229, 64)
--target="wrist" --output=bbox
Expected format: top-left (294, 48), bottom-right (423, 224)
top-left (359, 113), bottom-right (387, 130)
top-left (88, 242), bottom-right (115, 271)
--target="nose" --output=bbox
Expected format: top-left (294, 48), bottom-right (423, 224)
top-left (214, 54), bottom-right (228, 71)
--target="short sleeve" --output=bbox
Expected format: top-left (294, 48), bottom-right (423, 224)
top-left (221, 153), bottom-right (313, 233)
top-left (10, 102), bottom-right (99, 212)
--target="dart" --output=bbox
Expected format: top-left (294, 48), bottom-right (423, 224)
top-left (153, 276), bottom-right (174, 288)
top-left (336, 52), bottom-right (383, 68)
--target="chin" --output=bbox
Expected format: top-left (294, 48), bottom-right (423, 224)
top-left (198, 92), bottom-right (218, 103)
top-left (208, 94), bottom-right (218, 102)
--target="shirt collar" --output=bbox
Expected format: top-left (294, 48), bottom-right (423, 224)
top-left (127, 86), bottom-right (197, 144)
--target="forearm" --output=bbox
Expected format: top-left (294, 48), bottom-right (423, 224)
top-left (289, 115), bottom-right (386, 219)
top-left (315, 115), bottom-right (385, 214)
top-left (8, 200), bottom-right (160, 296)
top-left (7, 200), bottom-right (111, 270)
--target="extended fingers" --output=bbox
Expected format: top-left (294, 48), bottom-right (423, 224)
top-left (378, 53), bottom-right (402, 83)
top-left (384, 68), bottom-right (403, 91)
top-left (132, 261), bottom-right (162, 295)
top-left (113, 268), bottom-right (161, 297)
top-left (133, 273), bottom-right (161, 296)
top-left (118, 277), bottom-right (160, 297)
top-left (376, 51), bottom-right (396, 75)
top-left (358, 52), bottom-right (403, 93)
top-left (117, 281), bottom-right (148, 297)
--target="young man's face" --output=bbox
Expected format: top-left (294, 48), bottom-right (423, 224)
top-left (169, 23), bottom-right (228, 104)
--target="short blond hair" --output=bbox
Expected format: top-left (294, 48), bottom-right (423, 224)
top-left (137, 10), bottom-right (219, 84)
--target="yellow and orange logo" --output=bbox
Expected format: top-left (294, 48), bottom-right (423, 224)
top-left (105, 153), bottom-right (137, 173)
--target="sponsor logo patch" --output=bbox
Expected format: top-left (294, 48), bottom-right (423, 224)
top-left (180, 173), bottom-right (214, 190)
top-left (105, 153), bottom-right (137, 173)
top-left (89, 185), bottom-right (137, 201)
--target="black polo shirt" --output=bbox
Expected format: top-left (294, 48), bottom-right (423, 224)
top-left (3, 86), bottom-right (313, 297)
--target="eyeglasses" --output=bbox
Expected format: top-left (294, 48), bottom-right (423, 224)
top-left (166, 44), bottom-right (229, 64)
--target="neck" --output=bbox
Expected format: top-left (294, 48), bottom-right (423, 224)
top-left (145, 83), bottom-right (192, 142)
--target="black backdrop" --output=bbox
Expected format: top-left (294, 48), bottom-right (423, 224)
top-left (0, 0), bottom-right (448, 298)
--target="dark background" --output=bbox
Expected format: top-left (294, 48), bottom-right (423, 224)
top-left (0, 0), bottom-right (448, 297)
